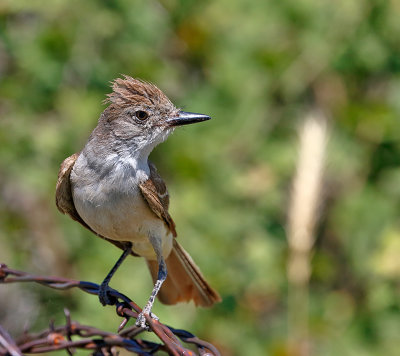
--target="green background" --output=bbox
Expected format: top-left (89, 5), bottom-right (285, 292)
top-left (1, 1), bottom-right (400, 355)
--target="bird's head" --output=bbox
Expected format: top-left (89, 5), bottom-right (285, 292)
top-left (100, 76), bottom-right (210, 152)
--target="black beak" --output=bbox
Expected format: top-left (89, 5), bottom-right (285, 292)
top-left (166, 111), bottom-right (211, 127)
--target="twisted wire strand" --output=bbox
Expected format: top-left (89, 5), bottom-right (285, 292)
top-left (0, 263), bottom-right (219, 356)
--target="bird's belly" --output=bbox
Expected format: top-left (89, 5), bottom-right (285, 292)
top-left (72, 186), bottom-right (172, 260)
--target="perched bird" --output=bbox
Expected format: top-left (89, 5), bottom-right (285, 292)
top-left (56, 76), bottom-right (221, 327)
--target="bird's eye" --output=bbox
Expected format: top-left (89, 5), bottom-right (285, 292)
top-left (135, 110), bottom-right (149, 121)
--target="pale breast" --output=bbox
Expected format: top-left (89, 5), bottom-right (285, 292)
top-left (70, 153), bottom-right (173, 260)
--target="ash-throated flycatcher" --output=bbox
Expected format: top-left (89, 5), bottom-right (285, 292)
top-left (56, 76), bottom-right (220, 327)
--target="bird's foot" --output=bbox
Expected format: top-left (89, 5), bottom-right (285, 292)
top-left (98, 283), bottom-right (117, 306)
top-left (135, 306), bottom-right (159, 329)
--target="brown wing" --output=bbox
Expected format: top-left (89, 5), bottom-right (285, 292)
top-left (55, 153), bottom-right (138, 255)
top-left (139, 161), bottom-right (177, 237)
top-left (56, 153), bottom-right (89, 227)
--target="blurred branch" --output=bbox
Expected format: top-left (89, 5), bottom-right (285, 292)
top-left (0, 326), bottom-right (23, 356)
top-left (0, 263), bottom-right (220, 356)
top-left (287, 112), bottom-right (328, 356)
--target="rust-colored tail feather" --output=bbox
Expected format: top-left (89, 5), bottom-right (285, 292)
top-left (146, 240), bottom-right (221, 307)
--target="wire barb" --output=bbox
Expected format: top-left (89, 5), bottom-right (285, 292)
top-left (0, 263), bottom-right (220, 356)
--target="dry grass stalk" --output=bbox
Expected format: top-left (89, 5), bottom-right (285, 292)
top-left (287, 111), bottom-right (328, 355)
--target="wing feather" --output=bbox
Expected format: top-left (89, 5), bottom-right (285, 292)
top-left (139, 161), bottom-right (177, 237)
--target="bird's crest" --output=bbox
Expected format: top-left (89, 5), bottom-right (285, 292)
top-left (105, 75), bottom-right (172, 108)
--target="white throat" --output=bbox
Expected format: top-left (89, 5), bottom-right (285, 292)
top-left (106, 145), bottom-right (152, 184)
top-left (111, 126), bottom-right (173, 183)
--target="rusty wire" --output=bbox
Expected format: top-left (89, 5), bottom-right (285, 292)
top-left (0, 263), bottom-right (220, 356)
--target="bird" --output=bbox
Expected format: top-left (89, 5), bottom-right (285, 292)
top-left (55, 75), bottom-right (221, 327)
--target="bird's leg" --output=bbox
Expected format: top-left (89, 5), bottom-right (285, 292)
top-left (136, 236), bottom-right (167, 329)
top-left (136, 258), bottom-right (167, 328)
top-left (99, 242), bottom-right (132, 306)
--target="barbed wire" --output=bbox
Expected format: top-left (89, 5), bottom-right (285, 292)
top-left (0, 263), bottom-right (220, 356)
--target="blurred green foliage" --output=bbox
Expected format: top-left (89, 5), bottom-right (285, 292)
top-left (1, 0), bottom-right (400, 355)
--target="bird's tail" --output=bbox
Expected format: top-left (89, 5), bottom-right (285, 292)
top-left (146, 239), bottom-right (221, 307)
